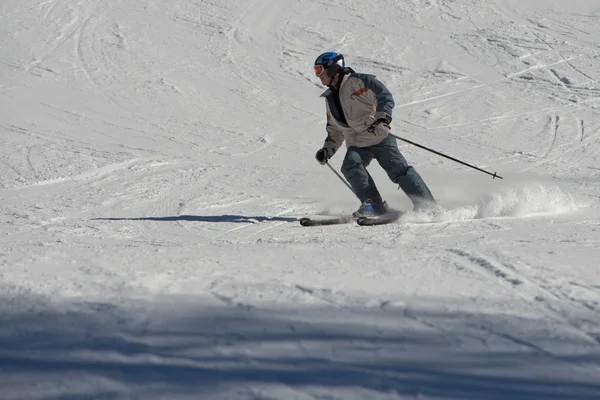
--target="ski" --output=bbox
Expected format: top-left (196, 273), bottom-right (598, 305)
top-left (356, 212), bottom-right (402, 226)
top-left (300, 211), bottom-right (403, 227)
top-left (299, 216), bottom-right (356, 227)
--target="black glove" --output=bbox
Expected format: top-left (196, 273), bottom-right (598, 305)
top-left (315, 147), bottom-right (334, 165)
top-left (367, 118), bottom-right (390, 133)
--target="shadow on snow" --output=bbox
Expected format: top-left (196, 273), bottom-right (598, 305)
top-left (93, 215), bottom-right (298, 223)
top-left (1, 298), bottom-right (599, 400)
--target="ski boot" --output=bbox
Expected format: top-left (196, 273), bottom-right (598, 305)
top-left (352, 199), bottom-right (389, 218)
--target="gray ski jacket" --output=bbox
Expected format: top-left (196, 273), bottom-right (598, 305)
top-left (320, 70), bottom-right (395, 153)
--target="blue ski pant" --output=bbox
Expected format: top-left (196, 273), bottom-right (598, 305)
top-left (341, 135), bottom-right (434, 207)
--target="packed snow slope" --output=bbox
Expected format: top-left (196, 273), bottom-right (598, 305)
top-left (1, 0), bottom-right (600, 399)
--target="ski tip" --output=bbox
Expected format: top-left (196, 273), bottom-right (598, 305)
top-left (356, 212), bottom-right (402, 226)
top-left (357, 217), bottom-right (379, 226)
top-left (299, 216), bottom-right (357, 226)
top-left (299, 217), bottom-right (312, 226)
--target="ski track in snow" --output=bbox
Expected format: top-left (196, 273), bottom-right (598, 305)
top-left (1, 0), bottom-right (600, 399)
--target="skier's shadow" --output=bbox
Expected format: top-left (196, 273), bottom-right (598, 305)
top-left (93, 215), bottom-right (298, 223)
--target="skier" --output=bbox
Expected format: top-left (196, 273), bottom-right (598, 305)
top-left (313, 51), bottom-right (436, 217)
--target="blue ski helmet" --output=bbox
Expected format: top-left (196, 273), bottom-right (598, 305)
top-left (313, 52), bottom-right (345, 78)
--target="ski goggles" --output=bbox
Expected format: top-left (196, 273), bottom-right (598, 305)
top-left (313, 64), bottom-right (326, 77)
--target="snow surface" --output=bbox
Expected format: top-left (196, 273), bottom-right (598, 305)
top-left (1, 0), bottom-right (600, 399)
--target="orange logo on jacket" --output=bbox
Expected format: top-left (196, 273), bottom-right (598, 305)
top-left (353, 88), bottom-right (371, 96)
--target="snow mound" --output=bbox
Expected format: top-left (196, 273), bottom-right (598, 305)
top-left (408, 184), bottom-right (578, 223)
top-left (475, 184), bottom-right (578, 218)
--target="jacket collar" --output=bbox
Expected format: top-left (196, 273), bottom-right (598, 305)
top-left (319, 73), bottom-right (351, 97)
top-left (320, 88), bottom-right (332, 97)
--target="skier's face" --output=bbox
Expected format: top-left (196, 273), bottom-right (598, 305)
top-left (319, 73), bottom-right (333, 86)
top-left (314, 64), bottom-right (334, 86)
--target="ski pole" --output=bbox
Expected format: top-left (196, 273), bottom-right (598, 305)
top-left (390, 133), bottom-right (503, 179)
top-left (326, 161), bottom-right (356, 195)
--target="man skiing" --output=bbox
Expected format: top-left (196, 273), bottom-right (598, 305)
top-left (313, 51), bottom-right (436, 217)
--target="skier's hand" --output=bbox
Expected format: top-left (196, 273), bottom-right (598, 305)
top-left (315, 147), bottom-right (334, 165)
top-left (367, 118), bottom-right (390, 134)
